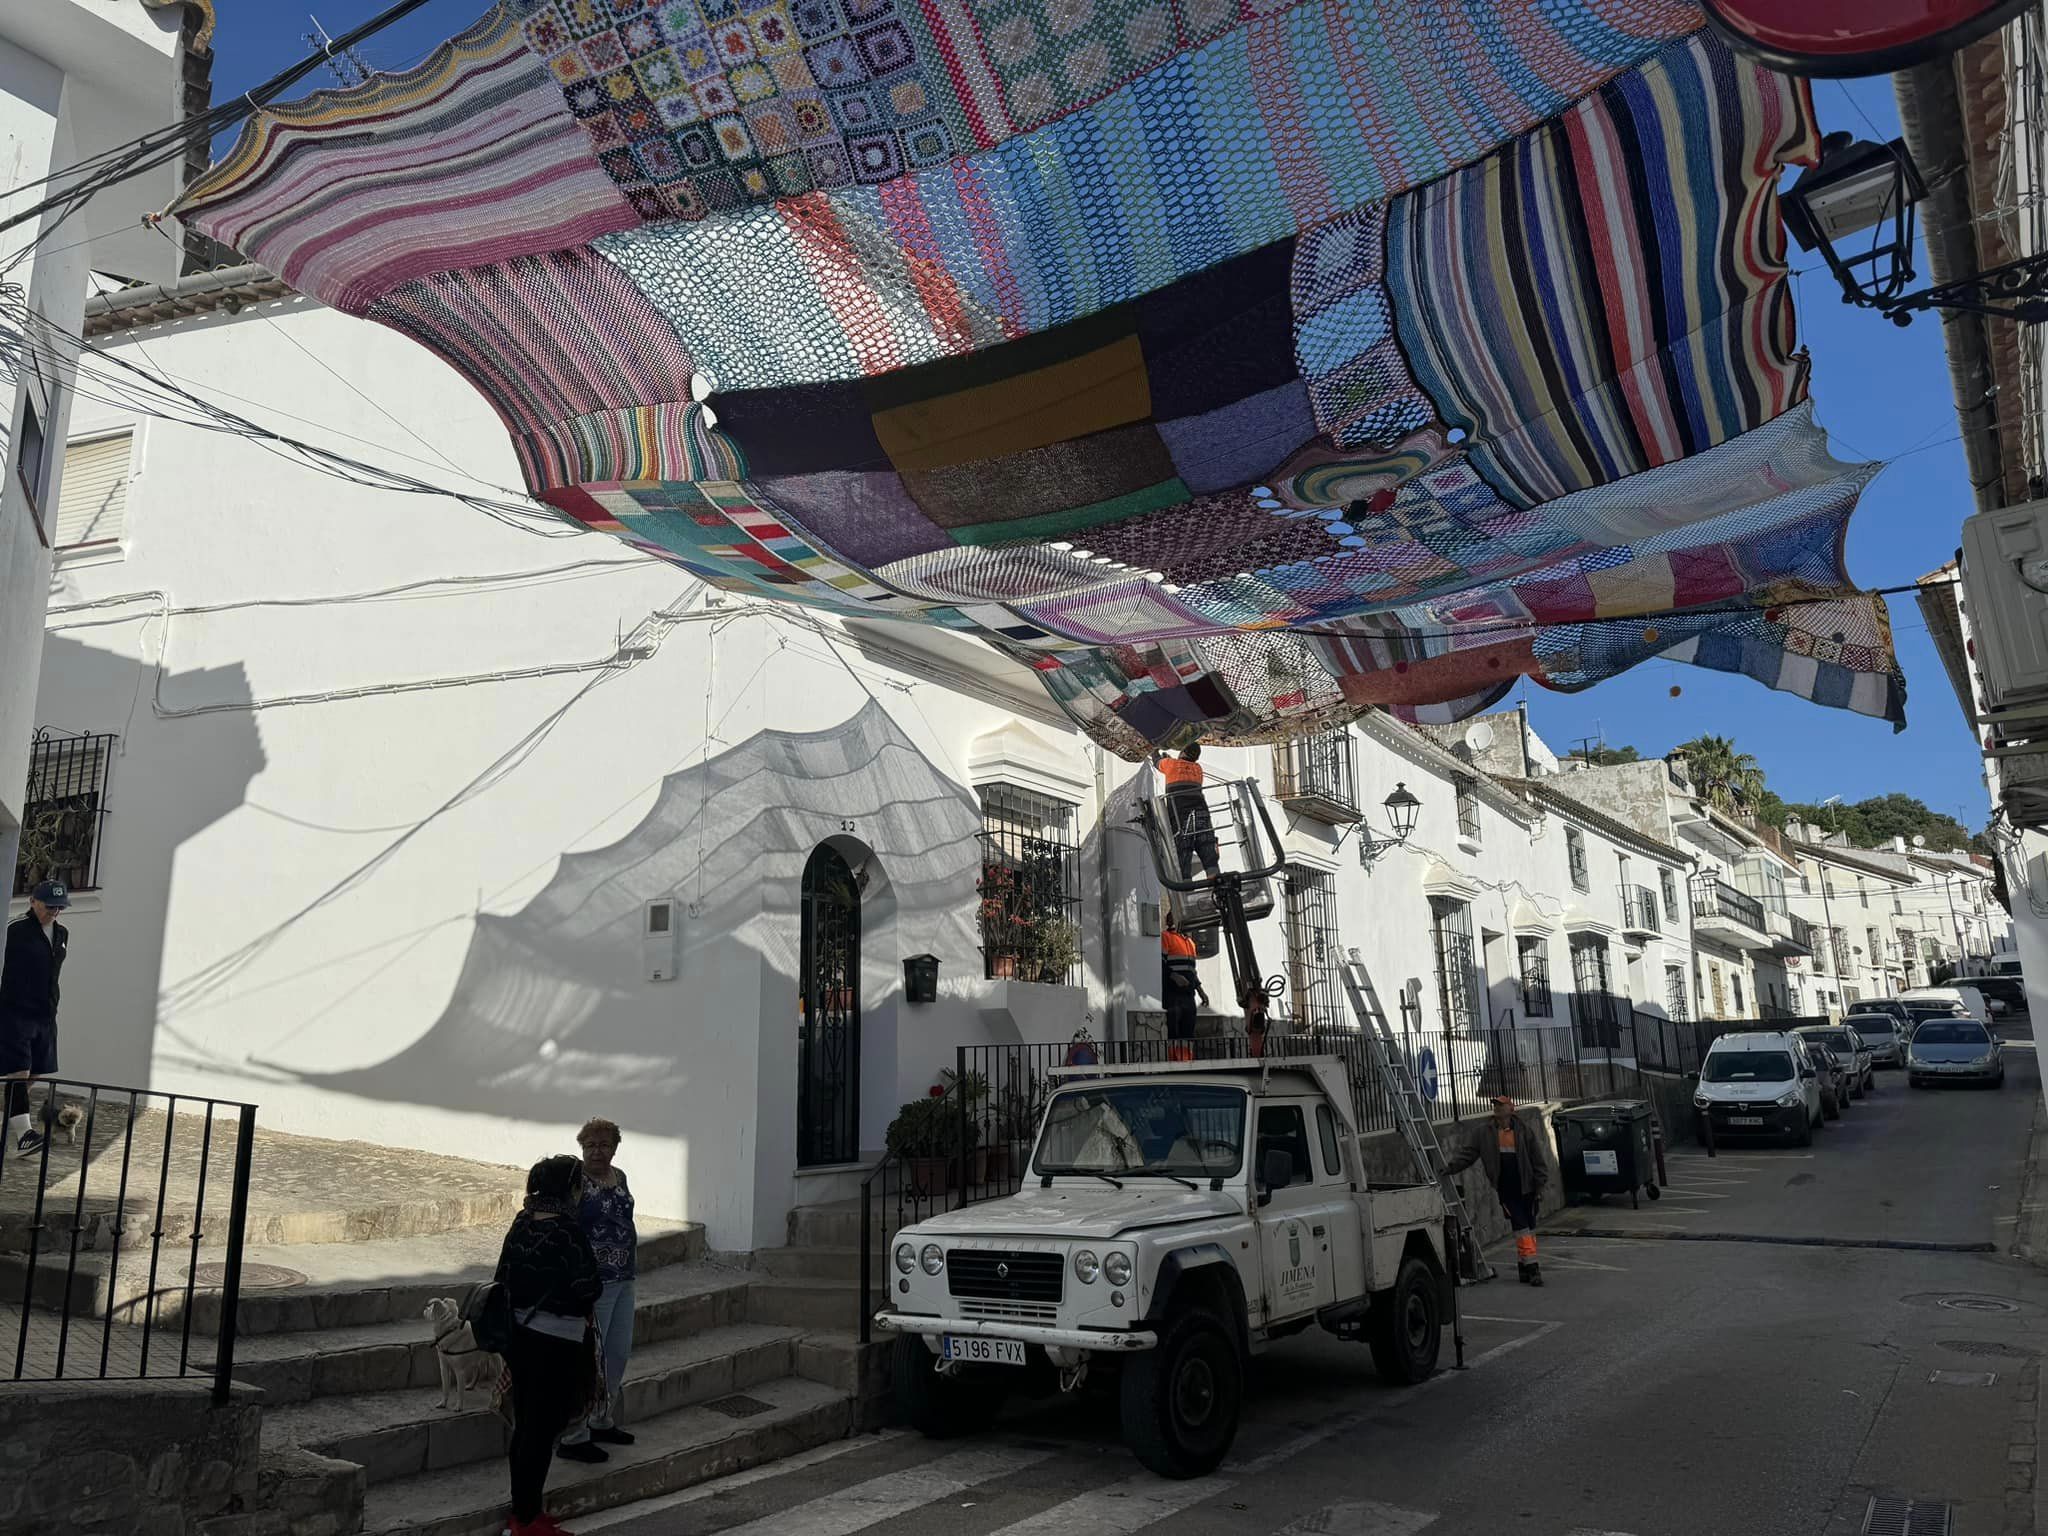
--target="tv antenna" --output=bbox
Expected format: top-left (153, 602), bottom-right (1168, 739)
top-left (305, 14), bottom-right (374, 88)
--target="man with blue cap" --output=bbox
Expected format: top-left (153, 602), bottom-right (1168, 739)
top-left (0, 880), bottom-right (69, 1154)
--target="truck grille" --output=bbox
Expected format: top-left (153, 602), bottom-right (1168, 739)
top-left (947, 1249), bottom-right (1064, 1305)
top-left (959, 1298), bottom-right (1059, 1323)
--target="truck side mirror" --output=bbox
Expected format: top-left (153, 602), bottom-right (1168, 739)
top-left (1258, 1148), bottom-right (1292, 1206)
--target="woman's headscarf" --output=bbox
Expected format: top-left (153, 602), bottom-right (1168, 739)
top-left (525, 1152), bottom-right (583, 1217)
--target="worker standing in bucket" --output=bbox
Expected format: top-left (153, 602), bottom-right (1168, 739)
top-left (1443, 1095), bottom-right (1549, 1286)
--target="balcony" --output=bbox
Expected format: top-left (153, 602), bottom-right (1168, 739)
top-left (1764, 907), bottom-right (1812, 959)
top-left (1620, 885), bottom-right (1662, 937)
top-left (1272, 732), bottom-right (1361, 825)
top-left (1689, 875), bottom-right (1769, 947)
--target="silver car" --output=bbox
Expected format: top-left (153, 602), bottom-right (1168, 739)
top-left (1906, 1017), bottom-right (2005, 1088)
top-left (1796, 1024), bottom-right (1873, 1098)
top-left (1845, 1011), bottom-right (1905, 1069)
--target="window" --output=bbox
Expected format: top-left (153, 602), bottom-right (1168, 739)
top-left (1868, 927), bottom-right (1883, 966)
top-left (1893, 891), bottom-right (1903, 916)
top-left (1567, 826), bottom-right (1588, 891)
top-left (54, 432), bottom-right (131, 553)
top-left (1517, 936), bottom-right (1552, 1018)
top-left (1282, 865), bottom-right (1343, 1030)
top-left (1732, 973), bottom-right (1745, 1015)
top-left (1430, 897), bottom-right (1482, 1034)
top-left (1665, 964), bottom-right (1689, 1020)
top-left (1858, 877), bottom-right (1868, 909)
top-left (12, 730), bottom-right (116, 895)
top-left (1709, 963), bottom-right (1728, 1015)
top-left (14, 384), bottom-right (50, 546)
top-left (1315, 1104), bottom-right (1342, 1177)
top-left (1272, 730), bottom-right (1359, 820)
top-left (1454, 775), bottom-right (1481, 842)
top-left (1255, 1104), bottom-right (1315, 1188)
top-left (1569, 936), bottom-right (1618, 1047)
top-left (977, 783), bottom-right (1081, 983)
top-left (1822, 871), bottom-right (1835, 898)
top-left (1660, 867), bottom-right (1678, 923)
top-left (1617, 853), bottom-right (1631, 890)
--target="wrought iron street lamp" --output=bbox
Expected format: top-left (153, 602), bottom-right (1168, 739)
top-left (1358, 782), bottom-right (1422, 868)
top-left (1784, 132), bottom-right (2048, 326)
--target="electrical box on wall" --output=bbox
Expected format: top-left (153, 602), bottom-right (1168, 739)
top-left (643, 898), bottom-right (679, 981)
top-left (1962, 501), bottom-right (2048, 708)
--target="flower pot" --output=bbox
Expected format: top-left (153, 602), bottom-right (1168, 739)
top-left (908, 1156), bottom-right (948, 1197)
top-left (993, 955), bottom-right (1017, 980)
top-left (825, 988), bottom-right (855, 1012)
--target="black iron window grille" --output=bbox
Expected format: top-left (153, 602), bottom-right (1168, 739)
top-left (1430, 896), bottom-right (1482, 1035)
top-left (1660, 867), bottom-right (1678, 923)
top-left (1517, 936), bottom-right (1552, 1018)
top-left (1272, 730), bottom-right (1361, 821)
top-left (14, 729), bottom-right (116, 896)
top-left (1566, 826), bottom-right (1588, 891)
top-left (1282, 865), bottom-right (1344, 1031)
top-left (1569, 935), bottom-right (1620, 1048)
top-left (1621, 884), bottom-right (1662, 935)
top-left (1454, 776), bottom-right (1480, 842)
top-left (1665, 965), bottom-right (1689, 1020)
top-left (976, 783), bottom-right (1081, 984)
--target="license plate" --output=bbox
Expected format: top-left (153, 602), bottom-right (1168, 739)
top-left (1727, 1115), bottom-right (1764, 1125)
top-left (942, 1335), bottom-right (1026, 1367)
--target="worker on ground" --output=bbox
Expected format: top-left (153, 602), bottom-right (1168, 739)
top-left (1161, 913), bottom-right (1205, 1060)
top-left (1443, 1095), bottom-right (1549, 1286)
top-left (1153, 744), bottom-right (1220, 882)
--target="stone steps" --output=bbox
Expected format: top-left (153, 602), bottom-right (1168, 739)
top-left (359, 1373), bottom-right (852, 1536)
top-left (749, 1242), bottom-right (883, 1284)
top-left (743, 1275), bottom-right (862, 1332)
top-left (266, 1321), bottom-right (805, 1485)
top-left (233, 1255), bottom-right (746, 1406)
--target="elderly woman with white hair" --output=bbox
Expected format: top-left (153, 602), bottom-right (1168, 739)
top-left (559, 1116), bottom-right (638, 1462)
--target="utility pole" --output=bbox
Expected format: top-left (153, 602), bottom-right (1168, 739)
top-left (1942, 869), bottom-right (1966, 972)
top-left (1817, 796), bottom-right (1843, 1011)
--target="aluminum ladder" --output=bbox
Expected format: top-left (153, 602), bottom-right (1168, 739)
top-left (1339, 949), bottom-right (1493, 1283)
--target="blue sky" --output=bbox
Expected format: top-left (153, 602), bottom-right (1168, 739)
top-left (200, 9), bottom-right (1990, 825)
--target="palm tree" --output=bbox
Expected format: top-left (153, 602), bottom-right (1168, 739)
top-left (1672, 735), bottom-right (1767, 814)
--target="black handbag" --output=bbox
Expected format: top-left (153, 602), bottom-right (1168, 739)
top-left (461, 1280), bottom-right (516, 1355)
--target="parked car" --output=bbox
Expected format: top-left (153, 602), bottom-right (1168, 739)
top-left (1693, 1031), bottom-right (1825, 1146)
top-left (1795, 1024), bottom-right (1873, 1097)
top-left (1907, 1018), bottom-right (2005, 1089)
top-left (1901, 985), bottom-right (1995, 1026)
top-left (1845, 1010), bottom-right (1907, 1069)
top-left (1803, 1042), bottom-right (1850, 1120)
top-left (1903, 1000), bottom-right (1969, 1040)
top-left (1973, 976), bottom-right (2029, 1018)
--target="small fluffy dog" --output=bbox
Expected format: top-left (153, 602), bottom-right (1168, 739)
top-left (54, 1102), bottom-right (83, 1145)
top-left (423, 1297), bottom-right (503, 1412)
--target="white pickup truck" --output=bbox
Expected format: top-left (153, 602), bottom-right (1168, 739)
top-left (874, 1057), bottom-right (1452, 1477)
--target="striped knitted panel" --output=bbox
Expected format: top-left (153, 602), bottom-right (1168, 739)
top-left (517, 403), bottom-right (748, 486)
top-left (184, 5), bottom-right (638, 315)
top-left (1383, 31), bottom-right (1817, 506)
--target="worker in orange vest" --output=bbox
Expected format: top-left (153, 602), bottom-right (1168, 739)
top-left (1443, 1095), bottom-right (1551, 1285)
top-left (1154, 745), bottom-right (1220, 881)
top-left (1161, 913), bottom-right (1205, 1060)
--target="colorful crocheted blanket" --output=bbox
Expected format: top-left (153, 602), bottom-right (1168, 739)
top-left (181, 1), bottom-right (1906, 753)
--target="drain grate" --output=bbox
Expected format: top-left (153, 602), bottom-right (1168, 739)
top-left (1938, 1339), bottom-right (2036, 1358)
top-left (1927, 1369), bottom-right (1997, 1387)
top-left (702, 1394), bottom-right (775, 1419)
top-left (1864, 1496), bottom-right (1953, 1536)
top-left (187, 1262), bottom-right (307, 1291)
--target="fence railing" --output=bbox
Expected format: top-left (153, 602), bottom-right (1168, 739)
top-left (1272, 732), bottom-right (1361, 821)
top-left (13, 729), bottom-right (117, 896)
top-left (1620, 884), bottom-right (1662, 934)
top-left (0, 1077), bottom-right (256, 1403)
top-left (1569, 988), bottom-right (1625, 1050)
top-left (1690, 875), bottom-right (1765, 933)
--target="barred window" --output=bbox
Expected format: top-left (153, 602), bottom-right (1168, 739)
top-left (1430, 897), bottom-right (1482, 1035)
top-left (1660, 867), bottom-right (1678, 923)
top-left (1566, 826), bottom-right (1588, 892)
top-left (1569, 935), bottom-right (1619, 1048)
top-left (1665, 964), bottom-right (1689, 1020)
top-left (1282, 865), bottom-right (1343, 1031)
top-left (976, 783), bottom-right (1080, 985)
top-left (1517, 936), bottom-right (1552, 1019)
top-left (13, 729), bottom-right (115, 896)
top-left (1454, 776), bottom-right (1480, 843)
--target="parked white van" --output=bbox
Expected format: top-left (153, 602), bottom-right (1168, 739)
top-left (1692, 1031), bottom-right (1825, 1146)
top-left (1899, 984), bottom-right (1994, 1021)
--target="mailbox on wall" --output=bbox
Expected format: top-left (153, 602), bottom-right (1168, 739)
top-left (904, 954), bottom-right (939, 1004)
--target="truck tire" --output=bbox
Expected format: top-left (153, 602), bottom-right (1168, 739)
top-left (894, 1335), bottom-right (1005, 1438)
top-left (1367, 1255), bottom-right (1442, 1385)
top-left (1119, 1308), bottom-right (1242, 1479)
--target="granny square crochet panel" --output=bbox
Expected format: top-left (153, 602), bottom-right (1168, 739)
top-left (181, 1), bottom-right (1907, 756)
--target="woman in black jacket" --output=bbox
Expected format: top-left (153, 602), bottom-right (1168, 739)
top-left (496, 1154), bottom-right (603, 1536)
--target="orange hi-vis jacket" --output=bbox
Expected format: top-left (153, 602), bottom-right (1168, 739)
top-left (1162, 929), bottom-right (1197, 960)
top-left (1159, 756), bottom-right (1203, 789)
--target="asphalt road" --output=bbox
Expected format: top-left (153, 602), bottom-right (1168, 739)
top-left (592, 1027), bottom-right (2048, 1536)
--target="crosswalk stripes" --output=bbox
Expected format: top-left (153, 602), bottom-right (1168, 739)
top-left (706, 1446), bottom-right (1063, 1536)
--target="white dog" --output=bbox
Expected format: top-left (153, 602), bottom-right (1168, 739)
top-left (423, 1297), bottom-right (503, 1413)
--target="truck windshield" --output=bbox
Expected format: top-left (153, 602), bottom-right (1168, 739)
top-left (1034, 1084), bottom-right (1248, 1180)
top-left (1701, 1051), bottom-right (1795, 1083)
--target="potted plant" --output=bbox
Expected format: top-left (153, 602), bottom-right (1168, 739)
top-left (1025, 917), bottom-right (1081, 984)
top-left (993, 1070), bottom-right (1046, 1183)
top-left (940, 1068), bottom-right (992, 1183)
top-left (885, 1094), bottom-right (961, 1196)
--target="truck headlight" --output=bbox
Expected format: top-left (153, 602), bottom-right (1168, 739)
top-left (1693, 1095), bottom-right (1710, 1110)
top-left (1074, 1249), bottom-right (1101, 1283)
top-left (1103, 1251), bottom-right (1132, 1287)
top-left (920, 1244), bottom-right (945, 1276)
top-left (1776, 1090), bottom-right (1804, 1108)
top-left (894, 1242), bottom-right (916, 1275)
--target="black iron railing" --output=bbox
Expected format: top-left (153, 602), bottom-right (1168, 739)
top-left (1621, 885), bottom-right (1662, 934)
top-left (0, 1077), bottom-right (255, 1403)
top-left (1690, 875), bottom-right (1765, 933)
top-left (13, 729), bottom-right (117, 896)
top-left (976, 826), bottom-right (1082, 984)
top-left (857, 1151), bottom-right (941, 1345)
top-left (1272, 731), bottom-right (1360, 821)
top-left (1788, 911), bottom-right (1817, 952)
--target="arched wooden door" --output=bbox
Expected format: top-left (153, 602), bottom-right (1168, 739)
top-left (798, 845), bottom-right (862, 1167)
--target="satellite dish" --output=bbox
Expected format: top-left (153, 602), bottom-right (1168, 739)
top-left (1913, 834), bottom-right (1927, 848)
top-left (1466, 721), bottom-right (1497, 755)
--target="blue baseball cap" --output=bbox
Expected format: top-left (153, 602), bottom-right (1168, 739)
top-left (30, 881), bottom-right (69, 909)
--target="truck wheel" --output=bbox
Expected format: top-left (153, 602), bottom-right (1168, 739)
top-left (1119, 1308), bottom-right (1242, 1479)
top-left (1367, 1255), bottom-right (1442, 1385)
top-left (893, 1335), bottom-right (1005, 1438)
